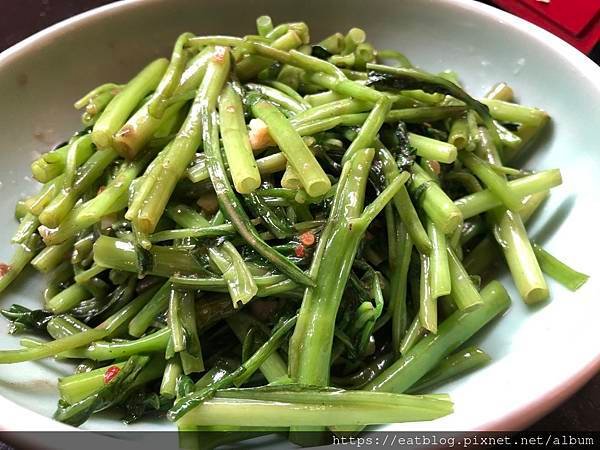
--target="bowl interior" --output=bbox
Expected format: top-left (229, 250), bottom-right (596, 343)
top-left (0, 0), bottom-right (599, 434)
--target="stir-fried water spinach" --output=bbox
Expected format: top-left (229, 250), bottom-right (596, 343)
top-left (0, 16), bottom-right (588, 446)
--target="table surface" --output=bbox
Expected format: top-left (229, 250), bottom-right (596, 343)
top-left (0, 0), bottom-right (598, 433)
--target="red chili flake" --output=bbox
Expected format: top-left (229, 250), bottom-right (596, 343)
top-left (0, 263), bottom-right (11, 277)
top-left (429, 160), bottom-right (441, 176)
top-left (299, 231), bottom-right (316, 247)
top-left (103, 365), bottom-right (121, 384)
top-left (294, 244), bottom-right (305, 258)
top-left (97, 185), bottom-right (106, 194)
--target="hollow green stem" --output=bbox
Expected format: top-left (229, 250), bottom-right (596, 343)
top-left (220, 83), bottom-right (261, 194)
top-left (531, 242), bottom-right (589, 291)
top-left (408, 346), bottom-right (491, 393)
top-left (66, 328), bottom-right (171, 361)
top-left (0, 329), bottom-right (107, 364)
top-left (31, 140), bottom-right (93, 184)
top-left (447, 247), bottom-right (483, 310)
top-left (12, 213), bottom-right (39, 245)
top-left (132, 47), bottom-right (230, 234)
top-left (113, 48), bottom-right (213, 159)
top-left (480, 98), bottom-right (548, 128)
top-left (377, 145), bottom-right (431, 254)
top-left (491, 208), bottom-right (548, 304)
top-left (177, 387), bottom-right (452, 428)
top-left (45, 150), bottom-right (157, 245)
top-left (63, 135), bottom-right (94, 189)
top-left (93, 236), bottom-right (205, 277)
top-left (409, 164), bottom-right (462, 234)
top-left (427, 220), bottom-right (451, 298)
top-left (92, 58), bottom-right (168, 150)
top-left (367, 281), bottom-right (509, 392)
top-left (58, 355), bottom-right (165, 404)
top-left (38, 147), bottom-right (119, 228)
top-left (0, 235), bottom-right (43, 295)
top-left (399, 315), bottom-right (426, 355)
top-left (409, 134), bottom-right (457, 164)
top-left (161, 358), bottom-right (182, 398)
top-left (252, 100), bottom-right (330, 197)
top-left (459, 152), bottom-right (522, 212)
top-left (246, 83), bottom-right (306, 114)
top-left (148, 33), bottom-right (194, 119)
top-left (454, 169), bottom-right (562, 219)
top-left (128, 281), bottom-right (171, 337)
top-left (46, 284), bottom-right (91, 314)
top-left (418, 254), bottom-right (436, 333)
top-left (377, 49), bottom-right (412, 68)
top-left (292, 98), bottom-right (370, 126)
top-left (389, 220), bottom-right (413, 353)
top-left (343, 97), bottom-right (391, 164)
top-left (307, 72), bottom-right (384, 103)
top-left (30, 239), bottom-right (73, 273)
top-left (209, 242), bottom-right (258, 308)
top-left (485, 83), bottom-right (513, 102)
top-left (97, 284), bottom-right (160, 335)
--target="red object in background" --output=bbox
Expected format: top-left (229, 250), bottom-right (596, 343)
top-left (494, 0), bottom-right (600, 53)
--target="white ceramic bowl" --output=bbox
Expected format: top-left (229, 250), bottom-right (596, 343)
top-left (0, 0), bottom-right (599, 440)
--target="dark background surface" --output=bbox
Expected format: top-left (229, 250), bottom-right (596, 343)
top-left (0, 0), bottom-right (598, 435)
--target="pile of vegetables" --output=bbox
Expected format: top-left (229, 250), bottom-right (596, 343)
top-left (0, 15), bottom-right (588, 447)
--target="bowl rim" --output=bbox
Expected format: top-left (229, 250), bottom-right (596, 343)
top-left (0, 0), bottom-right (599, 435)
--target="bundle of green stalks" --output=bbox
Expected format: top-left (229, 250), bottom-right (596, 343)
top-left (0, 16), bottom-right (588, 447)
